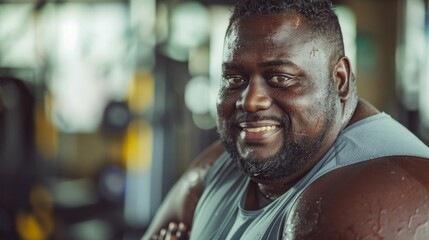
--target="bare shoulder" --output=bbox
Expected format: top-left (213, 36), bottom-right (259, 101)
top-left (287, 156), bottom-right (429, 240)
top-left (142, 141), bottom-right (224, 240)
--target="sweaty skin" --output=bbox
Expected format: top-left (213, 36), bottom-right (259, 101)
top-left (286, 155), bottom-right (429, 240)
top-left (143, 13), bottom-right (429, 240)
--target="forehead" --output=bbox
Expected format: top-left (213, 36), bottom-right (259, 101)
top-left (227, 13), bottom-right (311, 38)
top-left (223, 13), bottom-right (320, 62)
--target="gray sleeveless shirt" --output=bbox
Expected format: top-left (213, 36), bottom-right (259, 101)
top-left (190, 113), bottom-right (429, 240)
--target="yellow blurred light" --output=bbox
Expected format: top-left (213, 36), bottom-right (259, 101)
top-left (35, 94), bottom-right (58, 159)
top-left (108, 138), bottom-right (126, 166)
top-left (16, 210), bottom-right (53, 240)
top-left (16, 212), bottom-right (45, 240)
top-left (122, 119), bottom-right (153, 171)
top-left (128, 70), bottom-right (154, 113)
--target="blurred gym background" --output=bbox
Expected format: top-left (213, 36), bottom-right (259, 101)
top-left (0, 0), bottom-right (428, 239)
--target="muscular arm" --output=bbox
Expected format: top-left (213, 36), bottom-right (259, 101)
top-left (286, 156), bottom-right (429, 240)
top-left (141, 141), bottom-right (224, 240)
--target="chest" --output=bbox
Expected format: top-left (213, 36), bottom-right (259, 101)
top-left (190, 175), bottom-right (301, 240)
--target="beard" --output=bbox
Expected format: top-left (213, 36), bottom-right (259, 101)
top-left (218, 92), bottom-right (336, 182)
top-left (219, 119), bottom-right (329, 181)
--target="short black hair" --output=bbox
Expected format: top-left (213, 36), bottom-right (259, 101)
top-left (227, 0), bottom-right (345, 60)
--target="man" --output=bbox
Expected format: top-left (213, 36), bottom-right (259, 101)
top-left (143, 0), bottom-right (429, 239)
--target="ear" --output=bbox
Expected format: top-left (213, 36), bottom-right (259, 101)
top-left (333, 57), bottom-right (352, 102)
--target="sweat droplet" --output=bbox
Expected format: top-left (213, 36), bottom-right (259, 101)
top-left (187, 171), bottom-right (200, 187)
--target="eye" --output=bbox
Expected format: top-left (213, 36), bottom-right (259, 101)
top-left (267, 75), bottom-right (295, 87)
top-left (222, 75), bottom-right (246, 89)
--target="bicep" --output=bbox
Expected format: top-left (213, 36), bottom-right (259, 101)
top-left (142, 141), bottom-right (224, 240)
top-left (142, 169), bottom-right (205, 240)
top-left (285, 157), bottom-right (429, 240)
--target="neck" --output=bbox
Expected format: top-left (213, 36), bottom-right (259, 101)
top-left (245, 180), bottom-right (283, 210)
top-left (256, 180), bottom-right (296, 200)
top-left (346, 98), bottom-right (379, 127)
top-left (244, 177), bottom-right (301, 211)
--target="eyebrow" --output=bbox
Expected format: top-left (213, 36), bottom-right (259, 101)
top-left (222, 62), bottom-right (243, 70)
top-left (222, 60), bottom-right (298, 70)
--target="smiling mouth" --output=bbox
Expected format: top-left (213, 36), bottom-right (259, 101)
top-left (238, 121), bottom-right (282, 142)
top-left (243, 125), bottom-right (278, 133)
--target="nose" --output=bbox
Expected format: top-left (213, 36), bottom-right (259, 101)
top-left (236, 79), bottom-right (272, 112)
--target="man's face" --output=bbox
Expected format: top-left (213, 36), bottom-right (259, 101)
top-left (217, 14), bottom-right (343, 181)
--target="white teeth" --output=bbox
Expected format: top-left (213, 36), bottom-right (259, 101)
top-left (244, 126), bottom-right (277, 133)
